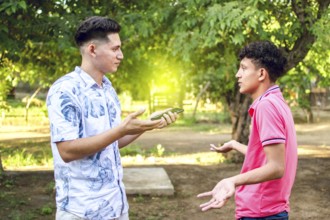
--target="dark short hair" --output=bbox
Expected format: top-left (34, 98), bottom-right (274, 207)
top-left (239, 41), bottom-right (287, 82)
top-left (74, 16), bottom-right (121, 47)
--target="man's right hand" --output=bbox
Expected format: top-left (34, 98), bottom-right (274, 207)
top-left (210, 140), bottom-right (237, 153)
top-left (119, 108), bottom-right (164, 135)
top-left (210, 140), bottom-right (247, 155)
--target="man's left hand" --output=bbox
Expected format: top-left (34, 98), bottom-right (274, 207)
top-left (197, 178), bottom-right (235, 211)
top-left (150, 109), bottom-right (178, 128)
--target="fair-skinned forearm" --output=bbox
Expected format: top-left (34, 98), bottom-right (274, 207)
top-left (233, 141), bottom-right (248, 155)
top-left (229, 160), bottom-right (284, 187)
top-left (197, 144), bottom-right (285, 212)
top-left (118, 133), bottom-right (143, 148)
top-left (56, 109), bottom-right (166, 162)
top-left (229, 144), bottom-right (285, 186)
top-left (56, 126), bottom-right (125, 163)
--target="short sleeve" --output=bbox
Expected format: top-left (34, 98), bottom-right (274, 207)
top-left (47, 89), bottom-right (82, 143)
top-left (255, 99), bottom-right (286, 147)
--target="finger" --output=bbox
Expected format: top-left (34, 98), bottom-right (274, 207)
top-left (154, 108), bottom-right (170, 117)
top-left (167, 111), bottom-right (177, 122)
top-left (213, 199), bottom-right (227, 209)
top-left (200, 198), bottom-right (226, 209)
top-left (130, 108), bottom-right (146, 118)
top-left (201, 200), bottom-right (226, 211)
top-left (210, 144), bottom-right (217, 150)
top-left (144, 119), bottom-right (163, 128)
top-left (197, 191), bottom-right (212, 198)
top-left (201, 205), bottom-right (212, 212)
top-left (162, 112), bottom-right (172, 124)
top-left (199, 197), bottom-right (216, 208)
top-left (199, 201), bottom-right (212, 209)
top-left (137, 119), bottom-right (163, 131)
top-left (157, 118), bottom-right (167, 129)
top-left (210, 144), bottom-right (222, 152)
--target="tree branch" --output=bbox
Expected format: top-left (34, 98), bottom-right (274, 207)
top-left (284, 0), bottom-right (330, 72)
top-left (317, 0), bottom-right (330, 19)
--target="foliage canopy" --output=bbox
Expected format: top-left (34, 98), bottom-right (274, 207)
top-left (0, 0), bottom-right (329, 114)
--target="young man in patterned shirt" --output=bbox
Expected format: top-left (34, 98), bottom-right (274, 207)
top-left (198, 41), bottom-right (298, 220)
top-left (47, 16), bottom-right (178, 220)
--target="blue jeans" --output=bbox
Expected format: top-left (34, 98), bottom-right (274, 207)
top-left (240, 211), bottom-right (288, 220)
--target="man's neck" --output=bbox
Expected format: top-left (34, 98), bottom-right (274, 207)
top-left (80, 62), bottom-right (103, 86)
top-left (251, 82), bottom-right (275, 101)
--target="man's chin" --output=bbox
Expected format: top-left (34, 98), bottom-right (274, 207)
top-left (239, 89), bottom-right (250, 95)
top-left (106, 69), bottom-right (118, 74)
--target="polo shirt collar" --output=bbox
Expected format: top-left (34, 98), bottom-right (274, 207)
top-left (74, 66), bottom-right (112, 89)
top-left (248, 85), bottom-right (281, 117)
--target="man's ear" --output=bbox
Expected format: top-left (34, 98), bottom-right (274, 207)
top-left (258, 68), bottom-right (267, 81)
top-left (86, 43), bottom-right (97, 57)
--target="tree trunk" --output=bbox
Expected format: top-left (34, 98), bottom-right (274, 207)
top-left (231, 94), bottom-right (252, 144)
top-left (306, 90), bottom-right (314, 123)
top-left (226, 87), bottom-right (252, 163)
top-left (0, 153), bottom-right (4, 176)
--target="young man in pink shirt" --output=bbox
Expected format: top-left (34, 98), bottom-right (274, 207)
top-left (198, 41), bottom-right (298, 220)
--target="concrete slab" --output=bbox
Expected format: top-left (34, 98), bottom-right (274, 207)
top-left (123, 167), bottom-right (174, 196)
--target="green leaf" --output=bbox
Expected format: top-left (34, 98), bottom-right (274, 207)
top-left (18, 1), bottom-right (27, 10)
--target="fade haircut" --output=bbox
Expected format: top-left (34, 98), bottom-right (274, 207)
top-left (239, 41), bottom-right (287, 82)
top-left (74, 16), bottom-right (121, 47)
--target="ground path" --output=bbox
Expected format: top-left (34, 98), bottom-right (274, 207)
top-left (2, 122), bottom-right (329, 157)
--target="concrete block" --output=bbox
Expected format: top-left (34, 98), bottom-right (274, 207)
top-left (123, 167), bottom-right (174, 196)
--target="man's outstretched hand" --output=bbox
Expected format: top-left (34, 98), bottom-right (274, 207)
top-left (149, 108), bottom-right (178, 129)
top-left (120, 108), bottom-right (178, 135)
top-left (197, 178), bottom-right (235, 211)
top-left (120, 109), bottom-right (163, 135)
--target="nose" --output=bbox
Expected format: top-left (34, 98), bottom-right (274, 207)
top-left (116, 49), bottom-right (124, 60)
top-left (235, 69), bottom-right (241, 78)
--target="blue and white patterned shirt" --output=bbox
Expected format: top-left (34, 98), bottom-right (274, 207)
top-left (47, 67), bottom-right (128, 219)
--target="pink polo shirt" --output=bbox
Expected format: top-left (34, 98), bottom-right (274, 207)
top-left (235, 85), bottom-right (298, 219)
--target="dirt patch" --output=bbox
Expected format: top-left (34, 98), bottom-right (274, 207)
top-left (128, 158), bottom-right (330, 220)
top-left (0, 171), bottom-right (55, 220)
top-left (1, 122), bottom-right (330, 219)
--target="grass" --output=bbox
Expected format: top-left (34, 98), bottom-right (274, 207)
top-left (0, 140), bottom-right (226, 170)
top-left (0, 140), bottom-right (53, 170)
top-left (0, 105), bottom-right (49, 126)
top-left (120, 144), bottom-right (226, 166)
